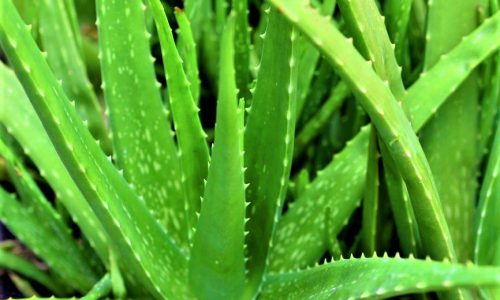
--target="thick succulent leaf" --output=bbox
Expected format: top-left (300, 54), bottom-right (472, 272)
top-left (0, 1), bottom-right (190, 297)
top-left (147, 0), bottom-right (210, 233)
top-left (183, 0), bottom-right (211, 45)
top-left (96, 0), bottom-right (189, 249)
top-left (81, 274), bottom-right (111, 300)
top-left (337, 0), bottom-right (406, 100)
top-left (0, 139), bottom-right (99, 291)
top-left (0, 189), bottom-right (95, 292)
top-left (175, 8), bottom-right (201, 105)
top-left (384, 0), bottom-right (413, 64)
top-left (189, 19), bottom-right (246, 300)
top-left (232, 0), bottom-right (251, 100)
top-left (406, 12), bottom-right (500, 131)
top-left (382, 150), bottom-right (421, 256)
top-left (0, 62), bottom-right (109, 264)
top-left (478, 47), bottom-right (500, 158)
top-left (39, 0), bottom-right (110, 153)
top-left (61, 0), bottom-right (83, 58)
top-left (0, 247), bottom-right (64, 294)
top-left (269, 125), bottom-right (369, 272)
top-left (420, 0), bottom-right (484, 262)
top-left (269, 0), bottom-right (456, 262)
top-left (361, 128), bottom-right (380, 255)
top-left (474, 120), bottom-right (500, 266)
top-left (243, 7), bottom-right (298, 294)
top-left (261, 256), bottom-right (500, 299)
top-left (272, 11), bottom-right (500, 270)
top-left (337, 0), bottom-right (421, 258)
top-left (479, 0), bottom-right (500, 160)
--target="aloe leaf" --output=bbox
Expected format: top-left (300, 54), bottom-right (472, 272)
top-left (0, 62), bottom-right (108, 264)
top-left (0, 189), bottom-right (95, 292)
top-left (273, 11), bottom-right (500, 271)
top-left (39, 0), bottom-right (111, 153)
top-left (109, 248), bottom-right (125, 299)
top-left (147, 0), bottom-right (210, 233)
top-left (479, 49), bottom-right (500, 158)
top-left (475, 119), bottom-right (500, 266)
top-left (406, 12), bottom-right (500, 130)
top-left (184, 0), bottom-right (211, 45)
top-left (420, 0), bottom-right (485, 262)
top-left (0, 1), bottom-right (190, 297)
top-left (261, 256), bottom-right (500, 299)
top-left (189, 19), bottom-right (246, 299)
top-left (337, 0), bottom-right (422, 258)
top-left (294, 81), bottom-right (349, 158)
top-left (243, 7), bottom-right (298, 294)
top-left (269, 125), bottom-right (370, 272)
top-left (96, 0), bottom-right (189, 249)
top-left (81, 274), bottom-right (111, 300)
top-left (382, 151), bottom-right (422, 256)
top-left (337, 0), bottom-right (406, 100)
top-left (61, 0), bottom-right (83, 58)
top-left (232, 0), bottom-right (251, 100)
top-left (0, 247), bottom-right (64, 294)
top-left (0, 139), bottom-right (99, 289)
top-left (175, 8), bottom-right (201, 105)
top-left (384, 0), bottom-right (413, 65)
top-left (361, 127), bottom-right (380, 255)
top-left (269, 0), bottom-right (457, 262)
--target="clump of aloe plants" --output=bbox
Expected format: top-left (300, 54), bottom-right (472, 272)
top-left (0, 0), bottom-right (499, 298)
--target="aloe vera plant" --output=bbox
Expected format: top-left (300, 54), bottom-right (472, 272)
top-left (0, 0), bottom-right (499, 299)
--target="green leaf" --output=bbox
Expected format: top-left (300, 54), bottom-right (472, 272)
top-left (269, 0), bottom-right (456, 262)
top-left (96, 0), bottom-right (188, 249)
top-left (474, 119), bottom-right (500, 266)
top-left (420, 0), bottom-right (483, 262)
top-left (147, 0), bottom-right (210, 234)
top-left (271, 11), bottom-right (500, 270)
top-left (361, 127), bottom-right (380, 255)
top-left (189, 18), bottom-right (246, 299)
top-left (0, 1), bottom-right (190, 297)
top-left (0, 62), bottom-right (109, 265)
top-left (269, 125), bottom-right (369, 272)
top-left (0, 189), bottom-right (94, 293)
top-left (261, 256), bottom-right (500, 299)
top-left (175, 8), bottom-right (201, 105)
top-left (0, 247), bottom-right (64, 295)
top-left (39, 0), bottom-right (111, 153)
top-left (232, 0), bottom-right (251, 100)
top-left (336, 0), bottom-right (421, 258)
top-left (243, 6), bottom-right (298, 295)
top-left (81, 274), bottom-right (112, 300)
top-left (0, 138), bottom-right (99, 292)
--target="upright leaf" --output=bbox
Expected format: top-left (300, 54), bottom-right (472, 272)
top-left (175, 8), bottom-right (201, 105)
top-left (243, 7), bottom-right (298, 295)
top-left (147, 0), bottom-right (210, 233)
top-left (189, 19), bottom-right (246, 299)
top-left (39, 0), bottom-right (111, 153)
top-left (96, 0), bottom-right (188, 248)
top-left (0, 1), bottom-right (190, 297)
top-left (269, 0), bottom-right (456, 262)
top-left (474, 120), bottom-right (500, 266)
top-left (421, 0), bottom-right (484, 261)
